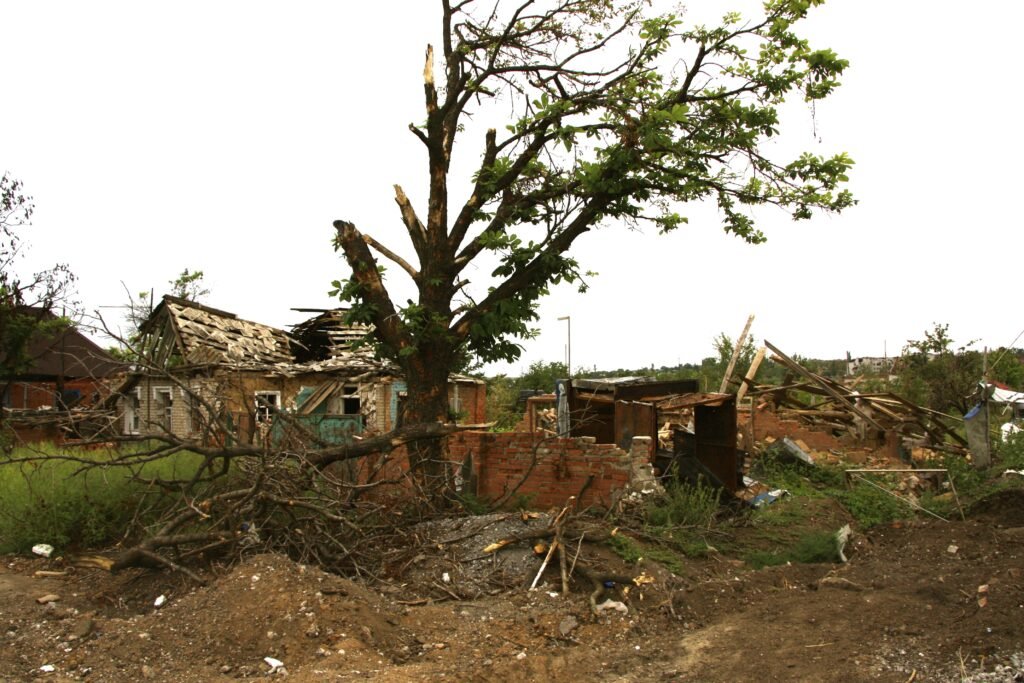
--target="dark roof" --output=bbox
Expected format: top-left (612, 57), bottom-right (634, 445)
top-left (289, 309), bottom-right (374, 362)
top-left (0, 308), bottom-right (122, 380)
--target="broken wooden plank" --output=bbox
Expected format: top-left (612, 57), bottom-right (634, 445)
top-left (765, 340), bottom-right (887, 433)
top-left (735, 346), bottom-right (766, 403)
top-left (719, 314), bottom-right (755, 394)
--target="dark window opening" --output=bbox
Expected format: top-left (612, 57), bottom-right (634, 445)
top-left (342, 385), bottom-right (360, 415)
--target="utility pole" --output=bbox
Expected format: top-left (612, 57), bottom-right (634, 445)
top-left (557, 316), bottom-right (571, 377)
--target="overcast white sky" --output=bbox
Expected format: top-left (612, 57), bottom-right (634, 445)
top-left (2, 1), bottom-right (1021, 376)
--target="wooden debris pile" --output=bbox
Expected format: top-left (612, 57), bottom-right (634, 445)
top-left (749, 341), bottom-right (967, 455)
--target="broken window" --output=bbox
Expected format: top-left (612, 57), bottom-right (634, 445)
top-left (186, 391), bottom-right (205, 434)
top-left (342, 385), bottom-right (360, 415)
top-left (153, 387), bottom-right (173, 430)
top-left (254, 391), bottom-right (280, 423)
top-left (124, 388), bottom-right (141, 434)
top-left (328, 385), bottom-right (361, 415)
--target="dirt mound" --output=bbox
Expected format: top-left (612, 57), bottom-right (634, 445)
top-left (3, 512), bottom-right (1024, 681)
top-left (1, 553), bottom-right (416, 681)
top-left (968, 487), bottom-right (1024, 526)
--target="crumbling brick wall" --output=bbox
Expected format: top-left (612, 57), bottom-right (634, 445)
top-left (448, 431), bottom-right (651, 509)
top-left (738, 405), bottom-right (900, 462)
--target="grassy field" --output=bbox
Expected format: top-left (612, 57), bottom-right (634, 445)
top-left (0, 442), bottom-right (209, 554)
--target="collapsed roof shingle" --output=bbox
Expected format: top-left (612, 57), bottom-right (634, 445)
top-left (143, 296), bottom-right (295, 368)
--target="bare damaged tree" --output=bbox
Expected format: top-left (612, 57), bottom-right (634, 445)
top-left (333, 0), bottom-right (853, 479)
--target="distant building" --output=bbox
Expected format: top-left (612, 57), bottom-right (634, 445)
top-left (845, 353), bottom-right (894, 376)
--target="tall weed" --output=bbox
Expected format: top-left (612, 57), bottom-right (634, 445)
top-left (0, 443), bottom-right (207, 553)
top-left (645, 476), bottom-right (721, 529)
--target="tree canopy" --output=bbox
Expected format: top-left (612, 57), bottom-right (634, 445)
top-left (0, 174), bottom-right (76, 384)
top-left (331, 0), bottom-right (854, 459)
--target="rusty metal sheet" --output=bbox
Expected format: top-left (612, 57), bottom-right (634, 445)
top-left (694, 396), bottom-right (738, 492)
top-left (614, 401), bottom-right (657, 456)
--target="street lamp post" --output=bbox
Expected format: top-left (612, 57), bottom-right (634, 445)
top-left (557, 315), bottom-right (571, 377)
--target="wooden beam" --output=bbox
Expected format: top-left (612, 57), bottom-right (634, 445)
top-left (735, 346), bottom-right (765, 403)
top-left (719, 314), bottom-right (755, 394)
top-left (764, 340), bottom-right (887, 433)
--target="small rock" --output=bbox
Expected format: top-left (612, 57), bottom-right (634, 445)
top-left (947, 544), bottom-right (959, 554)
top-left (219, 665), bottom-right (233, 674)
top-left (558, 615), bottom-right (578, 637)
top-left (141, 664), bottom-right (155, 679)
top-left (70, 619), bottom-right (95, 640)
top-left (36, 594), bottom-right (60, 605)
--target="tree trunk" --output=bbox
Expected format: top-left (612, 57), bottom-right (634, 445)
top-left (401, 342), bottom-right (455, 493)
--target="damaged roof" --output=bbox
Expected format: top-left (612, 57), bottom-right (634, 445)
top-left (289, 308), bottom-right (374, 362)
top-left (137, 297), bottom-right (399, 377)
top-left (142, 296), bottom-right (295, 368)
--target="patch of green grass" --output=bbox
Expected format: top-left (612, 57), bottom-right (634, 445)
top-left (743, 530), bottom-right (841, 569)
top-left (606, 533), bottom-right (689, 574)
top-left (836, 482), bottom-right (911, 528)
top-left (0, 443), bottom-right (208, 554)
top-left (751, 445), bottom-right (845, 498)
top-left (607, 533), bottom-right (644, 564)
top-left (749, 498), bottom-right (810, 527)
top-left (455, 491), bottom-right (492, 515)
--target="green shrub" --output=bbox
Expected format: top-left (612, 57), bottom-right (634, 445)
top-left (607, 533), bottom-right (643, 564)
top-left (837, 482), bottom-right (911, 528)
top-left (997, 432), bottom-right (1024, 471)
top-left (752, 445), bottom-right (845, 497)
top-left (455, 491), bottom-right (491, 515)
top-left (645, 476), bottom-right (721, 529)
top-left (0, 443), bottom-right (208, 554)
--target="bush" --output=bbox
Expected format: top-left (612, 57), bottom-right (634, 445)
top-left (997, 431), bottom-right (1024, 471)
top-left (0, 443), bottom-right (207, 554)
top-left (837, 482), bottom-right (911, 528)
top-left (645, 476), bottom-right (721, 529)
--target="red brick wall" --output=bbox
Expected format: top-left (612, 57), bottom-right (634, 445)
top-left (738, 405), bottom-right (900, 461)
top-left (740, 407), bottom-right (848, 451)
top-left (448, 431), bottom-right (635, 510)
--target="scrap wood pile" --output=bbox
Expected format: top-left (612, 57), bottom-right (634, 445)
top-left (749, 341), bottom-right (967, 455)
top-left (386, 502), bottom-right (653, 615)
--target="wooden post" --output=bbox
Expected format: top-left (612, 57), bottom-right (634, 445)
top-left (735, 346), bottom-right (766, 403)
top-left (719, 314), bottom-right (755, 393)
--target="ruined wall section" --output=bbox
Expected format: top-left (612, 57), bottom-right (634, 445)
top-left (448, 432), bottom-right (651, 509)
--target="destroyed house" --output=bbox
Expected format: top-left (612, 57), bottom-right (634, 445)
top-left (561, 377), bottom-right (741, 492)
top-left (116, 296), bottom-right (484, 444)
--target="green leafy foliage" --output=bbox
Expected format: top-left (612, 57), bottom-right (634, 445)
top-left (645, 477), bottom-right (721, 529)
top-left (329, 0), bottom-right (855, 437)
top-left (998, 432), bottom-right (1024, 471)
top-left (836, 483), bottom-right (911, 528)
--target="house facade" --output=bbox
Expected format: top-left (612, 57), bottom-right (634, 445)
top-left (117, 296), bottom-right (485, 445)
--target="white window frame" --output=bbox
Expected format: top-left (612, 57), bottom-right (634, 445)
top-left (153, 386), bottom-right (173, 430)
top-left (341, 385), bottom-right (361, 416)
top-left (254, 390), bottom-right (281, 424)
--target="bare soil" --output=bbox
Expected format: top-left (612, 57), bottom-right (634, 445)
top-left (2, 490), bottom-right (1023, 682)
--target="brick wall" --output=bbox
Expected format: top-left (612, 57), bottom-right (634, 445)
top-left (738, 405), bottom-right (900, 461)
top-left (448, 431), bottom-right (650, 510)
